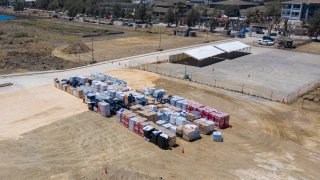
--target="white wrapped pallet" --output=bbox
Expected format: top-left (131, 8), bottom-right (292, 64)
top-left (169, 126), bottom-right (177, 134)
top-left (129, 117), bottom-right (138, 131)
top-left (116, 111), bottom-right (122, 124)
top-left (162, 123), bottom-right (173, 130)
top-left (98, 102), bottom-right (110, 117)
top-left (156, 120), bottom-right (166, 126)
top-left (148, 87), bottom-right (156, 95)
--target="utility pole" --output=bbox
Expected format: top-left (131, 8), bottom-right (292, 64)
top-left (91, 36), bottom-right (95, 64)
top-left (158, 23), bottom-right (162, 51)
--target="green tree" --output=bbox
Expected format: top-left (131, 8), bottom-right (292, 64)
top-left (201, 9), bottom-right (208, 18)
top-left (186, 7), bottom-right (200, 27)
top-left (224, 5), bottom-right (240, 17)
top-left (36, 0), bottom-right (49, 9)
top-left (266, 0), bottom-right (281, 24)
top-left (112, 3), bottom-right (121, 18)
top-left (135, 2), bottom-right (147, 22)
top-left (48, 0), bottom-right (59, 10)
top-left (0, 0), bottom-right (8, 6)
top-left (308, 10), bottom-right (320, 40)
top-left (209, 9), bottom-right (219, 32)
top-left (175, 2), bottom-right (187, 26)
top-left (165, 7), bottom-right (174, 25)
top-left (13, 0), bottom-right (24, 12)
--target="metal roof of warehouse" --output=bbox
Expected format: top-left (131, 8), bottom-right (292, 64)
top-left (183, 45), bottom-right (225, 61)
top-left (214, 41), bottom-right (250, 53)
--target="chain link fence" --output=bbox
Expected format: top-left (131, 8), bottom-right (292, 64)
top-left (131, 62), bottom-right (320, 104)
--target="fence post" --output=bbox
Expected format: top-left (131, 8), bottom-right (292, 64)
top-left (271, 91), bottom-right (273, 100)
top-left (241, 84), bottom-right (244, 93)
top-left (298, 88), bottom-right (300, 97)
top-left (287, 94), bottom-right (289, 104)
top-left (308, 84), bottom-right (310, 92)
top-left (214, 79), bottom-right (217, 87)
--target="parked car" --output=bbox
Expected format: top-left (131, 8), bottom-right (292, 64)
top-left (262, 36), bottom-right (275, 41)
top-left (258, 39), bottom-right (275, 46)
top-left (256, 29), bottom-right (264, 34)
top-left (122, 22), bottom-right (129, 26)
top-left (270, 32), bottom-right (277, 36)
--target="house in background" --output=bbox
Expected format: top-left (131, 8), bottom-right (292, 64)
top-left (281, 0), bottom-right (320, 22)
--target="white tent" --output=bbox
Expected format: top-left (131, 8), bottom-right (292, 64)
top-left (214, 41), bottom-right (250, 53)
top-left (183, 45), bottom-right (225, 61)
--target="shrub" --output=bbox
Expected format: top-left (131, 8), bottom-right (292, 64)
top-left (13, 32), bottom-right (29, 38)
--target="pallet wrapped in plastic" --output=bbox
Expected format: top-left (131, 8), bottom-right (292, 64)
top-left (76, 76), bottom-right (88, 84)
top-left (158, 133), bottom-right (169, 149)
top-left (170, 96), bottom-right (184, 107)
top-left (98, 102), bottom-right (110, 117)
top-left (149, 105), bottom-right (157, 112)
top-left (193, 119), bottom-right (215, 134)
top-left (156, 120), bottom-right (166, 126)
top-left (169, 112), bottom-right (180, 124)
top-left (209, 111), bottom-right (230, 128)
top-left (176, 125), bottom-right (186, 137)
top-left (120, 109), bottom-right (135, 128)
top-left (169, 126), bottom-right (177, 134)
top-left (148, 122), bottom-right (176, 147)
top-left (157, 112), bottom-right (164, 120)
top-left (116, 110), bottom-right (122, 124)
top-left (134, 117), bottom-right (147, 135)
top-left (153, 89), bottom-right (166, 98)
top-left (151, 130), bottom-right (162, 145)
top-left (129, 117), bottom-right (138, 131)
top-left (130, 104), bottom-right (143, 112)
top-left (187, 101), bottom-right (204, 112)
top-left (182, 124), bottom-right (201, 142)
top-left (147, 87), bottom-right (156, 95)
top-left (138, 110), bottom-right (158, 122)
top-left (139, 121), bottom-right (153, 137)
top-left (213, 131), bottom-right (223, 142)
top-left (175, 116), bottom-right (189, 126)
top-left (162, 123), bottom-right (173, 130)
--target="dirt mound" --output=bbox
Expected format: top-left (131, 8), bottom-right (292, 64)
top-left (0, 46), bottom-right (85, 74)
top-left (62, 41), bottom-right (91, 54)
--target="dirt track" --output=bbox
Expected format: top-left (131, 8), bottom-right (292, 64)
top-left (0, 69), bottom-right (319, 179)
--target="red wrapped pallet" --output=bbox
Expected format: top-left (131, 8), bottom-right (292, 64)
top-left (134, 117), bottom-right (147, 135)
top-left (139, 121), bottom-right (152, 137)
top-left (187, 101), bottom-right (204, 113)
top-left (121, 111), bottom-right (135, 128)
top-left (209, 111), bottom-right (230, 128)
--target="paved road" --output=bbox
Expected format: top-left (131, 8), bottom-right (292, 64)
top-left (0, 40), bottom-right (233, 95)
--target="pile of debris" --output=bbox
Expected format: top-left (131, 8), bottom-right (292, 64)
top-left (303, 88), bottom-right (320, 102)
top-left (54, 72), bottom-right (231, 149)
top-left (62, 41), bottom-right (91, 54)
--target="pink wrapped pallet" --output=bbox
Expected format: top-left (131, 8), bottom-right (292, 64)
top-left (187, 101), bottom-right (204, 113)
top-left (208, 111), bottom-right (230, 128)
top-left (201, 107), bottom-right (218, 119)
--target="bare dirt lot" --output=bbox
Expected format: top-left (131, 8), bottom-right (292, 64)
top-left (0, 69), bottom-right (319, 179)
top-left (0, 18), bottom-right (225, 74)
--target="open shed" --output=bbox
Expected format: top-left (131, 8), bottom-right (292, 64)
top-left (169, 45), bottom-right (226, 67)
top-left (214, 41), bottom-right (251, 59)
top-left (169, 41), bottom-right (251, 67)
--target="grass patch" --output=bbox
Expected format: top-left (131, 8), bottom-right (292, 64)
top-left (13, 32), bottom-right (28, 38)
top-left (18, 19), bottom-right (109, 35)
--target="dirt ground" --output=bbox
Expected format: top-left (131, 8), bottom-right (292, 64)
top-left (294, 42), bottom-right (320, 55)
top-left (0, 18), bottom-right (225, 74)
top-left (52, 30), bottom-right (226, 63)
top-left (0, 69), bottom-right (319, 179)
